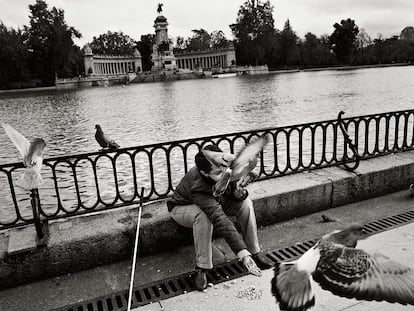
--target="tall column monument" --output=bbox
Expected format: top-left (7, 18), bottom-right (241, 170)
top-left (151, 3), bottom-right (177, 71)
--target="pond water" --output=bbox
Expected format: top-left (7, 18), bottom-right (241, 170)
top-left (0, 65), bottom-right (413, 223)
top-left (1, 66), bottom-right (413, 163)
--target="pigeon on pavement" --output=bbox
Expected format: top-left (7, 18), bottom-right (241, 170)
top-left (202, 135), bottom-right (269, 197)
top-left (1, 122), bottom-right (46, 190)
top-left (95, 124), bottom-right (120, 150)
top-left (320, 214), bottom-right (338, 223)
top-left (409, 184), bottom-right (414, 197)
top-left (271, 224), bottom-right (414, 311)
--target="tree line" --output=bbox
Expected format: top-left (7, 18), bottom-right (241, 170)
top-left (1, 0), bottom-right (413, 90)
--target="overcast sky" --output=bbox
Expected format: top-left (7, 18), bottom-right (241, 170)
top-left (1, 0), bottom-right (413, 46)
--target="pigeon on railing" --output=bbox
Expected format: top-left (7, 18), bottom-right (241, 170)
top-left (95, 124), bottom-right (120, 151)
top-left (271, 224), bottom-right (414, 311)
top-left (202, 135), bottom-right (269, 197)
top-left (1, 123), bottom-right (46, 190)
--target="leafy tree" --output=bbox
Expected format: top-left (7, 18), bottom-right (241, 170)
top-left (174, 36), bottom-right (186, 50)
top-left (25, 0), bottom-right (81, 85)
top-left (279, 19), bottom-right (300, 66)
top-left (355, 28), bottom-right (371, 64)
top-left (300, 33), bottom-right (337, 68)
top-left (210, 30), bottom-right (230, 49)
top-left (380, 37), bottom-right (414, 63)
top-left (185, 29), bottom-right (211, 51)
top-left (302, 32), bottom-right (318, 67)
top-left (0, 22), bottom-right (32, 89)
top-left (373, 33), bottom-right (384, 64)
top-left (230, 0), bottom-right (276, 65)
top-left (90, 31), bottom-right (137, 55)
top-left (317, 34), bottom-right (338, 66)
top-left (136, 34), bottom-right (154, 71)
top-left (329, 18), bottom-right (359, 64)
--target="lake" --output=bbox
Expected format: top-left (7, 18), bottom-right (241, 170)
top-left (1, 65), bottom-right (413, 164)
top-left (1, 65), bottom-right (414, 223)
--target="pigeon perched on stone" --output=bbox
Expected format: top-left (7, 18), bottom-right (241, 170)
top-left (95, 124), bottom-right (120, 150)
top-left (271, 224), bottom-right (414, 311)
top-left (202, 135), bottom-right (269, 197)
top-left (320, 214), bottom-right (338, 223)
top-left (1, 122), bottom-right (46, 190)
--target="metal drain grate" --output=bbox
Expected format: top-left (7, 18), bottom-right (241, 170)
top-left (54, 208), bottom-right (414, 311)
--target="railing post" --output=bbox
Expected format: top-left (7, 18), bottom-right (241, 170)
top-left (30, 188), bottom-right (48, 243)
top-left (337, 111), bottom-right (360, 171)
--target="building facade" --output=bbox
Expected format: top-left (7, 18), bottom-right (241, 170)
top-left (83, 45), bottom-right (142, 76)
top-left (149, 4), bottom-right (235, 72)
top-left (400, 26), bottom-right (414, 41)
top-left (174, 47), bottom-right (236, 70)
top-left (83, 3), bottom-right (237, 76)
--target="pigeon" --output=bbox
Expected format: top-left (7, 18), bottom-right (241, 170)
top-left (202, 135), bottom-right (269, 197)
top-left (320, 214), bottom-right (338, 223)
top-left (271, 224), bottom-right (414, 311)
top-left (409, 184), bottom-right (414, 197)
top-left (1, 123), bottom-right (46, 190)
top-left (95, 124), bottom-right (120, 150)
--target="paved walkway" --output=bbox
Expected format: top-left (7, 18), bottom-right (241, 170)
top-left (0, 190), bottom-right (413, 311)
top-left (135, 222), bottom-right (414, 311)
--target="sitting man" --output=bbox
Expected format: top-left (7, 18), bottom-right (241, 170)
top-left (167, 144), bottom-right (273, 290)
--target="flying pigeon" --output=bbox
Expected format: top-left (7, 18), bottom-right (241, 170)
top-left (95, 124), bottom-right (120, 150)
top-left (202, 135), bottom-right (269, 197)
top-left (271, 224), bottom-right (414, 311)
top-left (1, 123), bottom-right (46, 190)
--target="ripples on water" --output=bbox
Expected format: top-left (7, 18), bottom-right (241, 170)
top-left (1, 66), bottom-right (413, 221)
top-left (1, 66), bottom-right (413, 162)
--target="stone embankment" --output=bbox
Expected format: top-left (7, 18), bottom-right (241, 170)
top-left (1, 150), bottom-right (414, 289)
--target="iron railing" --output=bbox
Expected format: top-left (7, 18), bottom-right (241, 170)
top-left (0, 109), bottom-right (413, 231)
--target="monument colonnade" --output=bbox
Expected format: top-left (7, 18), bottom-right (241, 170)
top-left (83, 45), bottom-right (143, 77)
top-left (175, 48), bottom-right (236, 70)
top-left (91, 56), bottom-right (139, 75)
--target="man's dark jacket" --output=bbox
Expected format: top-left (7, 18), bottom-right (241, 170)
top-left (167, 166), bottom-right (247, 254)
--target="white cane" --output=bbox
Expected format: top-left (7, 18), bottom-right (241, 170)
top-left (127, 187), bottom-right (145, 311)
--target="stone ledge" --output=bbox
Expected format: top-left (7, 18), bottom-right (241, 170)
top-left (1, 151), bottom-right (414, 289)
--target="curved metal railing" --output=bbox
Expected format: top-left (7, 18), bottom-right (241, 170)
top-left (0, 109), bottom-right (413, 231)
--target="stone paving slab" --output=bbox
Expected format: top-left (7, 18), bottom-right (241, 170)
top-left (1, 189), bottom-right (414, 311)
top-left (7, 225), bottom-right (37, 255)
top-left (139, 222), bottom-right (414, 311)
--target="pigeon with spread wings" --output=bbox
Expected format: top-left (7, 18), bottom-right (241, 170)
top-left (1, 123), bottom-right (46, 190)
top-left (271, 224), bottom-right (414, 311)
top-left (202, 135), bottom-right (269, 197)
top-left (95, 124), bottom-right (120, 150)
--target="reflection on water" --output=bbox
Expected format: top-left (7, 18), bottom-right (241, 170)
top-left (1, 66), bottom-right (414, 222)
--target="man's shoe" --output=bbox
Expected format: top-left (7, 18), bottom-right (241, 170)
top-left (193, 269), bottom-right (208, 291)
top-left (252, 252), bottom-right (274, 269)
